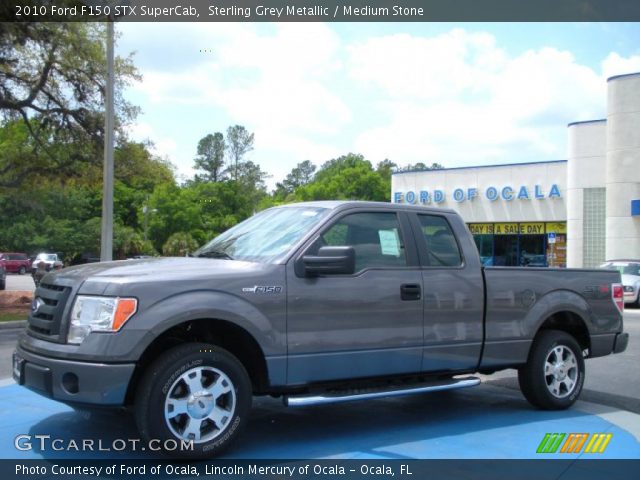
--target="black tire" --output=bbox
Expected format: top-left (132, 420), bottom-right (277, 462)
top-left (518, 330), bottom-right (585, 410)
top-left (18, 266), bottom-right (26, 275)
top-left (0, 280), bottom-right (5, 290)
top-left (135, 343), bottom-right (251, 458)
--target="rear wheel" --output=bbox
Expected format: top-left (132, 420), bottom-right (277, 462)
top-left (518, 330), bottom-right (585, 410)
top-left (18, 266), bottom-right (26, 275)
top-left (135, 343), bottom-right (251, 458)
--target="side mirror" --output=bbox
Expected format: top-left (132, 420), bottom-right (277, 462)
top-left (302, 246), bottom-right (355, 276)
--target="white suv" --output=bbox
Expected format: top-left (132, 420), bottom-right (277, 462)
top-left (31, 253), bottom-right (62, 273)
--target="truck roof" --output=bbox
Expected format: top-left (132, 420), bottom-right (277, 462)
top-left (276, 200), bottom-right (457, 215)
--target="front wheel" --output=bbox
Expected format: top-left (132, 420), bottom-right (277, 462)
top-left (135, 343), bottom-right (252, 458)
top-left (18, 266), bottom-right (26, 275)
top-left (518, 330), bottom-right (585, 410)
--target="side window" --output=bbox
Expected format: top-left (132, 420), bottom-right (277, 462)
top-left (418, 215), bottom-right (462, 267)
top-left (321, 212), bottom-right (407, 271)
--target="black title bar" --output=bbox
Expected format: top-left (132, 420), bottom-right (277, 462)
top-left (2, 0), bottom-right (640, 22)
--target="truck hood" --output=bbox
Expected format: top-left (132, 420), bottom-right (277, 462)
top-left (50, 257), bottom-right (269, 285)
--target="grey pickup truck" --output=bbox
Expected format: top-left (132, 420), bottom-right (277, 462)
top-left (14, 201), bottom-right (628, 457)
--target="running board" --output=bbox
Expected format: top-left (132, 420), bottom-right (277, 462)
top-left (284, 376), bottom-right (480, 407)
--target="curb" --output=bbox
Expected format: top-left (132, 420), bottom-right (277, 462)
top-left (0, 320), bottom-right (26, 330)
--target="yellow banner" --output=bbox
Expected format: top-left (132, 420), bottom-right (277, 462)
top-left (468, 224), bottom-right (494, 235)
top-left (468, 222), bottom-right (566, 236)
top-left (520, 223), bottom-right (545, 235)
top-left (545, 222), bottom-right (567, 234)
top-left (494, 223), bottom-right (519, 235)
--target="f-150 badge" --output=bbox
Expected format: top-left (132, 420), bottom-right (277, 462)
top-left (242, 286), bottom-right (283, 294)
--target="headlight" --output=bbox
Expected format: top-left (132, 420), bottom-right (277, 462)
top-left (68, 296), bottom-right (137, 344)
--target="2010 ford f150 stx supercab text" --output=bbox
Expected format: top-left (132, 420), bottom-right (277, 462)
top-left (14, 201), bottom-right (629, 457)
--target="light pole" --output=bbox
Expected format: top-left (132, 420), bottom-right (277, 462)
top-left (100, 18), bottom-right (115, 261)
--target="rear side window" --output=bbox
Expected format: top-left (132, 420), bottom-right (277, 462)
top-left (418, 215), bottom-right (462, 267)
top-left (321, 212), bottom-right (407, 271)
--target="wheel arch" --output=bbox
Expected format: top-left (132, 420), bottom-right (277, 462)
top-left (125, 318), bottom-right (270, 404)
top-left (533, 311), bottom-right (591, 354)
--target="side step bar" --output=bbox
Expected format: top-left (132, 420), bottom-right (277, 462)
top-left (284, 376), bottom-right (480, 407)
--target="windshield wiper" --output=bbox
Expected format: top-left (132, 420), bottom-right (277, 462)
top-left (196, 250), bottom-right (234, 260)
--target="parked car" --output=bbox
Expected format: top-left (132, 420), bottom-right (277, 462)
top-left (30, 253), bottom-right (62, 273)
top-left (0, 263), bottom-right (5, 290)
top-left (14, 201), bottom-right (628, 458)
top-left (0, 252), bottom-right (31, 274)
top-left (599, 260), bottom-right (640, 307)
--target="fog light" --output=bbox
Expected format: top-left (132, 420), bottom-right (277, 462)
top-left (62, 372), bottom-right (79, 394)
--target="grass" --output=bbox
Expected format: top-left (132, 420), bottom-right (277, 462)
top-left (0, 312), bottom-right (27, 322)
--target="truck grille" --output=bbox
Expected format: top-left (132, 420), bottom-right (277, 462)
top-left (27, 282), bottom-right (72, 342)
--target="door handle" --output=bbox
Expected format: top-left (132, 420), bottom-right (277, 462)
top-left (400, 283), bottom-right (421, 301)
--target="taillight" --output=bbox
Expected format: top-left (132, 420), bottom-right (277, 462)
top-left (612, 283), bottom-right (624, 314)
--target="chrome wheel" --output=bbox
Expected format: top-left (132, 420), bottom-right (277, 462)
top-left (544, 345), bottom-right (578, 398)
top-left (164, 366), bottom-right (236, 443)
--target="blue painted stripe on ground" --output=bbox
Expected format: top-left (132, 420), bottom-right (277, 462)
top-left (0, 384), bottom-right (638, 460)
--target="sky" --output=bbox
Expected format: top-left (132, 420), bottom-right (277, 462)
top-left (116, 22), bottom-right (640, 189)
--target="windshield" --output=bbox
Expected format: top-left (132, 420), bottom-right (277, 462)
top-left (195, 206), bottom-right (330, 263)
top-left (600, 262), bottom-right (640, 276)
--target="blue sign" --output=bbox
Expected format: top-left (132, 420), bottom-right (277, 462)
top-left (632, 199), bottom-right (640, 216)
top-left (394, 184), bottom-right (562, 205)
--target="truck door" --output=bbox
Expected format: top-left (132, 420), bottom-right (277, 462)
top-left (286, 210), bottom-right (423, 384)
top-left (408, 213), bottom-right (485, 372)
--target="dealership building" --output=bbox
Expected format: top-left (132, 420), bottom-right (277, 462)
top-left (391, 72), bottom-right (640, 269)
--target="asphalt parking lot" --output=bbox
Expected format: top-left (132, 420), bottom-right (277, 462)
top-left (3, 272), bottom-right (36, 292)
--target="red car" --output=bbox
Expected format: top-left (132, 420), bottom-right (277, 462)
top-left (0, 252), bottom-right (31, 274)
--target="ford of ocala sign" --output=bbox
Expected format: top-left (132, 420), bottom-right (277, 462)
top-left (393, 184), bottom-right (562, 204)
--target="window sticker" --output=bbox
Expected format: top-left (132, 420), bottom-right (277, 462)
top-left (379, 229), bottom-right (401, 256)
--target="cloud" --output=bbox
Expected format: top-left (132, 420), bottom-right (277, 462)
top-left (123, 23), bottom-right (351, 184)
top-left (347, 29), bottom-right (636, 167)
top-left (120, 24), bottom-right (640, 186)
top-left (127, 122), bottom-right (179, 170)
top-left (601, 52), bottom-right (640, 79)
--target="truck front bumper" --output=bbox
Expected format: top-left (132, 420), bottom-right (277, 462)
top-left (13, 346), bottom-right (135, 406)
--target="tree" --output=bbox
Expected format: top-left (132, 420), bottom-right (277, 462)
top-left (376, 159), bottom-right (398, 182)
top-left (194, 132), bottom-right (225, 182)
top-left (226, 125), bottom-right (254, 181)
top-left (275, 160), bottom-right (317, 198)
top-left (0, 23), bottom-right (140, 187)
top-left (293, 153), bottom-right (389, 202)
top-left (402, 162), bottom-right (444, 171)
top-left (145, 183), bottom-right (203, 252)
top-left (162, 232), bottom-right (199, 257)
top-left (237, 161), bottom-right (270, 191)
